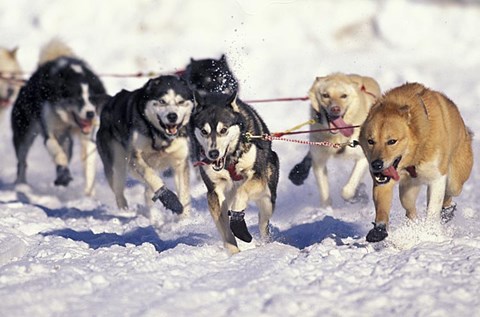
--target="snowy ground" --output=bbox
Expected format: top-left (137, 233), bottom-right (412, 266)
top-left (1, 0), bottom-right (480, 316)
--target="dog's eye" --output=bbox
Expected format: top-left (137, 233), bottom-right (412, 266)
top-left (200, 129), bottom-right (208, 136)
top-left (321, 93), bottom-right (330, 99)
top-left (219, 127), bottom-right (228, 135)
top-left (387, 139), bottom-right (397, 145)
top-left (340, 94), bottom-right (348, 99)
top-left (367, 139), bottom-right (375, 145)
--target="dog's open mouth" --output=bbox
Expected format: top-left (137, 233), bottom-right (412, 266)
top-left (327, 115), bottom-right (354, 137)
top-left (0, 98), bottom-right (12, 108)
top-left (212, 157), bottom-right (226, 171)
top-left (211, 147), bottom-right (229, 172)
top-left (165, 124), bottom-right (179, 136)
top-left (73, 113), bottom-right (94, 134)
top-left (373, 156), bottom-right (402, 184)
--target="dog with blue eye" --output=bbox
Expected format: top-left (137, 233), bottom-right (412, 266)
top-left (96, 75), bottom-right (194, 215)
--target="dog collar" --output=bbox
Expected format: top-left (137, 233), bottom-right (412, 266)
top-left (193, 157), bottom-right (244, 181)
top-left (226, 163), bottom-right (244, 181)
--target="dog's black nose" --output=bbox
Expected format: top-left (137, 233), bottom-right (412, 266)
top-left (371, 159), bottom-right (384, 171)
top-left (86, 111), bottom-right (96, 119)
top-left (208, 150), bottom-right (220, 160)
top-left (167, 112), bottom-right (178, 123)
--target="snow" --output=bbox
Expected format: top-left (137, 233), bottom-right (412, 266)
top-left (1, 0), bottom-right (480, 316)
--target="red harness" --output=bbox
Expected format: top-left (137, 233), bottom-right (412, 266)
top-left (193, 159), bottom-right (244, 181)
top-left (226, 163), bottom-right (244, 181)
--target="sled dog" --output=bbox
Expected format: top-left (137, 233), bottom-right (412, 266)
top-left (182, 55), bottom-right (239, 96)
top-left (11, 39), bottom-right (109, 196)
top-left (289, 73), bottom-right (381, 206)
top-left (0, 46), bottom-right (22, 122)
top-left (96, 75), bottom-right (194, 215)
top-left (191, 92), bottom-right (279, 254)
top-left (359, 83), bottom-right (473, 242)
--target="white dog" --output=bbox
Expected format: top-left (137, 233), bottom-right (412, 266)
top-left (289, 73), bottom-right (381, 206)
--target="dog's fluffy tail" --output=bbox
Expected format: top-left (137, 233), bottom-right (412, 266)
top-left (38, 38), bottom-right (76, 66)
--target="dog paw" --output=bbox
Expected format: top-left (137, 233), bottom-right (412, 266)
top-left (152, 186), bottom-right (183, 214)
top-left (229, 210), bottom-right (252, 243)
top-left (54, 166), bottom-right (73, 186)
top-left (366, 222), bottom-right (388, 242)
top-left (288, 162), bottom-right (310, 186)
top-left (343, 183), bottom-right (369, 205)
top-left (441, 203), bottom-right (456, 224)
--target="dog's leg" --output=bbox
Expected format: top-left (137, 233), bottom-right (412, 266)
top-left (130, 151), bottom-right (183, 214)
top-left (80, 133), bottom-right (96, 196)
top-left (97, 134), bottom-right (128, 209)
top-left (367, 181), bottom-right (395, 242)
top-left (230, 185), bottom-right (255, 242)
top-left (399, 178), bottom-right (421, 220)
top-left (208, 188), bottom-right (240, 254)
top-left (426, 174), bottom-right (447, 222)
top-left (342, 157), bottom-right (368, 202)
top-left (311, 150), bottom-right (331, 206)
top-left (288, 152), bottom-right (312, 185)
top-left (45, 136), bottom-right (73, 186)
top-left (172, 159), bottom-right (191, 216)
top-left (109, 142), bottom-right (128, 209)
top-left (256, 195), bottom-right (274, 241)
top-left (13, 129), bottom-right (37, 184)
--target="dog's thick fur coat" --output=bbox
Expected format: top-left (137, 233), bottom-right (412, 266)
top-left (359, 83), bottom-right (473, 242)
top-left (191, 93), bottom-right (279, 254)
top-left (289, 73), bottom-right (381, 206)
top-left (96, 75), bottom-right (194, 215)
top-left (11, 39), bottom-right (108, 195)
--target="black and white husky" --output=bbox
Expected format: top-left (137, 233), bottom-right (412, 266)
top-left (191, 92), bottom-right (279, 254)
top-left (11, 39), bottom-right (109, 196)
top-left (96, 75), bottom-right (194, 215)
top-left (182, 55), bottom-right (239, 96)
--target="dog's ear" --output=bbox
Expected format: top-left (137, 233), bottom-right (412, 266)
top-left (309, 77), bottom-right (324, 113)
top-left (91, 94), bottom-right (112, 113)
top-left (144, 77), bottom-right (162, 95)
top-left (398, 104), bottom-right (413, 122)
top-left (193, 90), bottom-right (207, 112)
top-left (220, 54), bottom-right (227, 64)
top-left (227, 92), bottom-right (241, 113)
top-left (9, 46), bottom-right (18, 58)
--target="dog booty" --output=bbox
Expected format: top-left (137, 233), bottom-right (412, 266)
top-left (152, 186), bottom-right (183, 214)
top-left (54, 165), bottom-right (73, 187)
top-left (366, 222), bottom-right (388, 243)
top-left (441, 202), bottom-right (457, 224)
top-left (288, 155), bottom-right (312, 186)
top-left (229, 210), bottom-right (252, 243)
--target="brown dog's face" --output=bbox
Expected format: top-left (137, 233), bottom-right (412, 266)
top-left (359, 104), bottom-right (411, 185)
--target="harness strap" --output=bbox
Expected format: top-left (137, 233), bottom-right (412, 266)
top-left (193, 158), bottom-right (244, 181)
top-left (360, 84), bottom-right (378, 100)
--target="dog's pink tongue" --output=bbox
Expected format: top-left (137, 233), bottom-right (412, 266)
top-left (330, 117), bottom-right (354, 137)
top-left (382, 165), bottom-right (400, 181)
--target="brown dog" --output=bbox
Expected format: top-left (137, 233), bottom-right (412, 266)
top-left (359, 83), bottom-right (473, 242)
